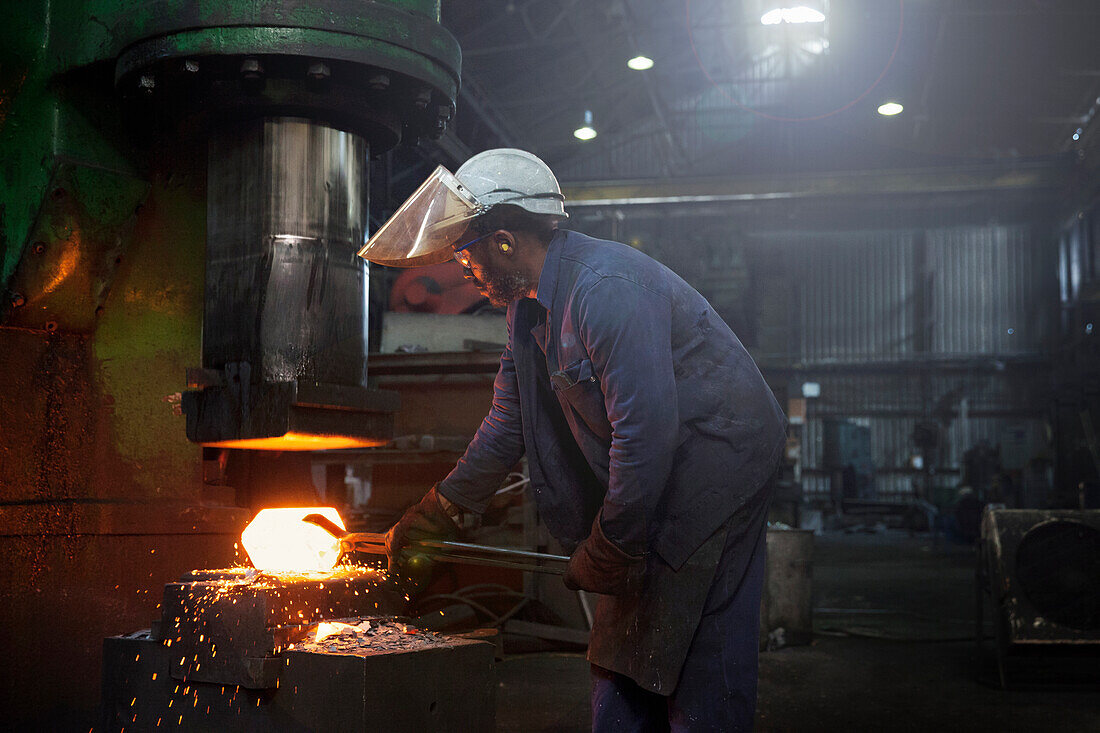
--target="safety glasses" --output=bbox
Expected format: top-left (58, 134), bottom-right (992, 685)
top-left (451, 232), bottom-right (492, 268)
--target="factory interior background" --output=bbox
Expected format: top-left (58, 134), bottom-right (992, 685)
top-left (1, 0), bottom-right (1099, 730)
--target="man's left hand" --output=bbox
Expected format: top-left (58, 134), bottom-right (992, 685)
top-left (385, 485), bottom-right (459, 573)
top-left (564, 513), bottom-right (645, 595)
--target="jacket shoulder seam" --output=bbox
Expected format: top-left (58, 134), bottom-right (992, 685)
top-left (588, 272), bottom-right (672, 303)
top-left (558, 253), bottom-right (671, 302)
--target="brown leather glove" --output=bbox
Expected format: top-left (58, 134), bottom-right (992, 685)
top-left (563, 513), bottom-right (645, 595)
top-left (385, 485), bottom-right (459, 573)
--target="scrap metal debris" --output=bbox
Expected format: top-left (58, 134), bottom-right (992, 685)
top-left (292, 616), bottom-right (446, 655)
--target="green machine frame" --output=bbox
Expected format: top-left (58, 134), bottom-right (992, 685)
top-left (0, 2), bottom-right (460, 727)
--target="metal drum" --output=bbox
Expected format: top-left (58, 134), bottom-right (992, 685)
top-left (761, 528), bottom-right (814, 648)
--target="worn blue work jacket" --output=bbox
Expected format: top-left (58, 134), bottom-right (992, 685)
top-left (438, 229), bottom-right (786, 690)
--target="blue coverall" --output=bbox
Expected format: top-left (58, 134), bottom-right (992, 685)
top-left (439, 229), bottom-right (786, 731)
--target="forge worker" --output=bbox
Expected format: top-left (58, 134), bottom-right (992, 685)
top-left (359, 149), bottom-right (786, 732)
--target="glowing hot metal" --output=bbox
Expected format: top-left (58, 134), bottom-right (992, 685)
top-left (241, 507), bottom-right (345, 573)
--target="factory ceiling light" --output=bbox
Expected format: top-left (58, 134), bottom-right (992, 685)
top-left (877, 101), bottom-right (905, 116)
top-left (760, 6), bottom-right (827, 25)
top-left (574, 125), bottom-right (597, 141)
top-left (627, 55), bottom-right (654, 70)
top-left (574, 109), bottom-right (597, 140)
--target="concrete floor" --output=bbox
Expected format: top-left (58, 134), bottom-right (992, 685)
top-left (494, 531), bottom-right (1100, 732)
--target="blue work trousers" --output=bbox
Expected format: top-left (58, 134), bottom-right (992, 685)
top-left (590, 521), bottom-right (767, 732)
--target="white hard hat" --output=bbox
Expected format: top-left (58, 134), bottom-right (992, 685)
top-left (455, 148), bottom-right (569, 219)
top-left (357, 149), bottom-right (567, 268)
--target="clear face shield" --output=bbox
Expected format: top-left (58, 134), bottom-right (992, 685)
top-left (357, 165), bottom-right (486, 267)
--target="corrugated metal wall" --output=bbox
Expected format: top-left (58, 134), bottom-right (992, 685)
top-left (777, 230), bottom-right (917, 361)
top-left (928, 226), bottom-right (1051, 355)
top-left (778, 223), bottom-right (1056, 501)
top-left (580, 213), bottom-right (1058, 505)
top-left (775, 224), bottom-right (1053, 362)
top-left (1051, 201), bottom-right (1100, 501)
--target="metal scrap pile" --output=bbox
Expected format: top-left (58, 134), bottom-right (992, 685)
top-left (293, 616), bottom-right (446, 655)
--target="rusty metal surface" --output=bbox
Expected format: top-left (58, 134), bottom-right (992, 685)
top-left (0, 501), bottom-right (248, 537)
top-left (102, 622), bottom-right (496, 732)
top-left (0, 157), bottom-right (206, 501)
top-left (1, 163), bottom-right (148, 333)
top-left (0, 152), bottom-right (245, 728)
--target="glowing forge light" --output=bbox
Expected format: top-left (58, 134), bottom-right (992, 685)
top-left (241, 507), bottom-right (345, 573)
top-left (203, 433), bottom-right (382, 451)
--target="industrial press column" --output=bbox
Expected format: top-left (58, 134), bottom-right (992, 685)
top-left (191, 118), bottom-right (388, 450)
top-left (207, 118), bottom-right (369, 389)
top-left (0, 1), bottom-right (460, 725)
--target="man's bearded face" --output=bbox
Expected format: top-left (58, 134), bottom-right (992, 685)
top-left (461, 242), bottom-right (534, 308)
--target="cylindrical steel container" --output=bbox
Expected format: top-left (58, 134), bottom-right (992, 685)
top-left (760, 528), bottom-right (814, 647)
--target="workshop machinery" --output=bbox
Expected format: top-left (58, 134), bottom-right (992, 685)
top-left (101, 562), bottom-right (495, 731)
top-left (976, 508), bottom-right (1100, 687)
top-left (98, 505), bottom-right (572, 729)
top-left (0, 1), bottom-right (461, 727)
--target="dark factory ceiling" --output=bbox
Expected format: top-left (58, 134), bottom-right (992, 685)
top-left (427, 0), bottom-right (1100, 183)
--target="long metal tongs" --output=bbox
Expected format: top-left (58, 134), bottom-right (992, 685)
top-left (302, 513), bottom-right (569, 575)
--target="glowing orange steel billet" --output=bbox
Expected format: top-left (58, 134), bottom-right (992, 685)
top-left (241, 507), bottom-right (346, 573)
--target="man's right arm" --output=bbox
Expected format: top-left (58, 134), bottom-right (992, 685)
top-left (436, 305), bottom-right (526, 513)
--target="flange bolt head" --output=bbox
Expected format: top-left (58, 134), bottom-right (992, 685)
top-left (240, 58), bottom-right (264, 78)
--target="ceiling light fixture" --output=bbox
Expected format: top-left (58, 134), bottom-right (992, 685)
top-left (877, 101), bottom-right (904, 116)
top-left (627, 55), bottom-right (654, 71)
top-left (761, 6), bottom-right (826, 25)
top-left (574, 110), bottom-right (597, 141)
